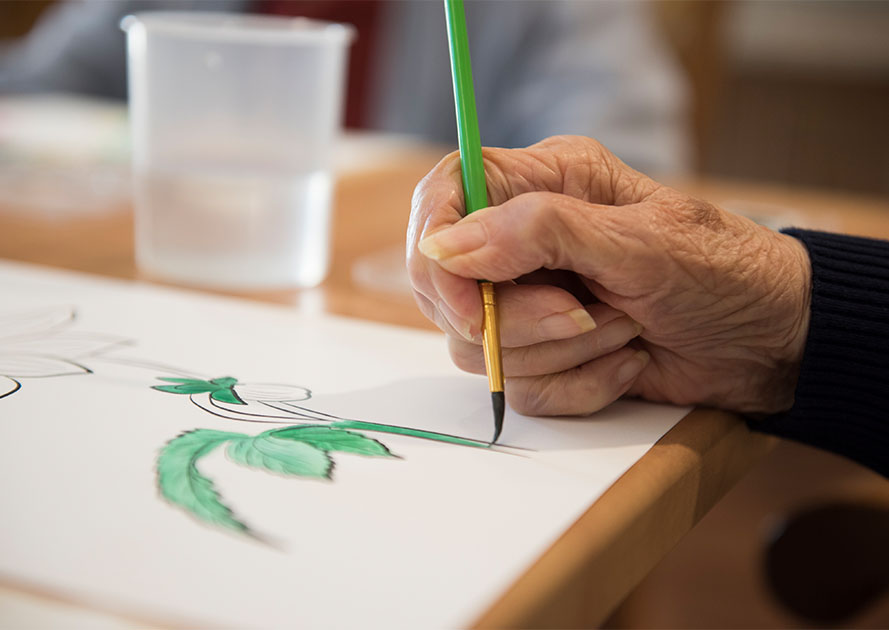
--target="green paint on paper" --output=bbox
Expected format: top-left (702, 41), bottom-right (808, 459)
top-left (158, 425), bottom-right (397, 534)
top-left (152, 375), bottom-right (496, 538)
top-left (157, 429), bottom-right (249, 534)
top-left (227, 434), bottom-right (333, 479)
top-left (271, 425), bottom-right (395, 457)
top-left (332, 419), bottom-right (489, 448)
top-left (153, 376), bottom-right (246, 405)
top-left (0, 307), bottom-right (513, 543)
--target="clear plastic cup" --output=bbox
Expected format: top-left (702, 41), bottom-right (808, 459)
top-left (122, 12), bottom-right (354, 288)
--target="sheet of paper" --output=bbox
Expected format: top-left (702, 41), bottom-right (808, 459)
top-left (0, 260), bottom-right (690, 628)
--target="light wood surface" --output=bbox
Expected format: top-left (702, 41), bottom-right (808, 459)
top-left (2, 150), bottom-right (889, 628)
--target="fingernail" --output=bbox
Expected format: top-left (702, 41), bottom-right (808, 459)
top-left (598, 318), bottom-right (644, 352)
top-left (438, 300), bottom-right (474, 341)
top-left (419, 222), bottom-right (487, 260)
top-left (536, 308), bottom-right (597, 340)
top-left (617, 350), bottom-right (650, 385)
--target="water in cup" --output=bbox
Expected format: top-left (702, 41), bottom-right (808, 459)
top-left (135, 165), bottom-right (332, 289)
top-left (122, 12), bottom-right (353, 289)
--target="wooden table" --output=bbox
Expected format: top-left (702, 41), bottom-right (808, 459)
top-left (3, 149), bottom-right (889, 628)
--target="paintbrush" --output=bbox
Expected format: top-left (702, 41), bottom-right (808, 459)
top-left (443, 0), bottom-right (505, 444)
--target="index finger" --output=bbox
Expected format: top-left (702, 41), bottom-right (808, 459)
top-left (409, 135), bottom-right (656, 256)
top-left (406, 136), bottom-right (656, 328)
top-left (406, 153), bottom-right (483, 333)
top-left (406, 145), bottom-right (567, 327)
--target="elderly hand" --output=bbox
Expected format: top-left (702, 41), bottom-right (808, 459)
top-left (407, 135), bottom-right (811, 416)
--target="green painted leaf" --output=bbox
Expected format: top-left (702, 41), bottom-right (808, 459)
top-left (272, 426), bottom-right (395, 458)
top-left (153, 382), bottom-right (218, 395)
top-left (227, 435), bottom-right (332, 479)
top-left (157, 429), bottom-right (249, 534)
top-left (210, 387), bottom-right (246, 405)
top-left (153, 376), bottom-right (246, 405)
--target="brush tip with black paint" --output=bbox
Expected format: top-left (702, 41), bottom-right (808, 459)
top-left (490, 390), bottom-right (505, 444)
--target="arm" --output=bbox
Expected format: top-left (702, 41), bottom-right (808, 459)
top-left (754, 229), bottom-right (889, 476)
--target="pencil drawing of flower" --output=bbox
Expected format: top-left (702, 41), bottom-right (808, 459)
top-left (0, 306), bottom-right (128, 399)
top-left (231, 382), bottom-right (311, 403)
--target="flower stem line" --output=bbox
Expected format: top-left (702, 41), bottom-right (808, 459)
top-left (330, 419), bottom-right (489, 449)
top-left (280, 403), bottom-right (532, 454)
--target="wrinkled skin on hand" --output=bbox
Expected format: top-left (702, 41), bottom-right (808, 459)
top-left (407, 135), bottom-right (811, 416)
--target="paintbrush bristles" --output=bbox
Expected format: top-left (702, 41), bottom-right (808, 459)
top-left (490, 391), bottom-right (505, 444)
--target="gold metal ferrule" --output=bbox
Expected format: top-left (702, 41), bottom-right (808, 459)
top-left (480, 281), bottom-right (504, 393)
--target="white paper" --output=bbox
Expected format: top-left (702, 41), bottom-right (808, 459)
top-left (0, 260), bottom-right (690, 628)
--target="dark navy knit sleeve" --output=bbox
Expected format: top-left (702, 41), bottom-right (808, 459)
top-left (751, 228), bottom-right (889, 477)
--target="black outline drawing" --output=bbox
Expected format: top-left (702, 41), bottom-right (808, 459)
top-left (1, 305), bottom-right (526, 539)
top-left (0, 306), bottom-right (130, 399)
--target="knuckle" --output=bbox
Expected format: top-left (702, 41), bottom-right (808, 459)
top-left (517, 193), bottom-right (564, 261)
top-left (548, 200), bottom-right (589, 269)
top-left (411, 290), bottom-right (435, 321)
top-left (430, 307), bottom-right (450, 335)
top-left (538, 134), bottom-right (591, 152)
top-left (508, 342), bottom-right (550, 372)
top-left (447, 337), bottom-right (483, 374)
top-left (505, 379), bottom-right (539, 416)
top-left (414, 151), bottom-right (460, 194)
top-left (406, 262), bottom-right (435, 299)
top-left (409, 151), bottom-right (464, 227)
top-left (582, 136), bottom-right (610, 160)
top-left (507, 375), bottom-right (562, 416)
top-left (680, 196), bottom-right (725, 231)
top-left (582, 385), bottom-right (609, 414)
top-left (508, 366), bottom-right (614, 417)
top-left (579, 363), bottom-right (619, 413)
top-left (409, 174), bottom-right (436, 222)
top-left (409, 180), bottom-right (426, 214)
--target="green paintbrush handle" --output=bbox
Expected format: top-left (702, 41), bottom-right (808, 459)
top-left (444, 0), bottom-right (488, 214)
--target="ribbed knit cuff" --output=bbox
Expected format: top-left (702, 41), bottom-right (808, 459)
top-left (751, 228), bottom-right (889, 477)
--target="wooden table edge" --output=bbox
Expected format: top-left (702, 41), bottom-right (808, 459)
top-left (473, 407), bottom-right (778, 628)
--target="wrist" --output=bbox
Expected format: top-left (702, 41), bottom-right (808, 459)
top-left (765, 233), bottom-right (812, 412)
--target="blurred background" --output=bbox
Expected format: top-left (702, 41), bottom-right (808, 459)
top-left (3, 0), bottom-right (888, 194)
top-left (2, 0), bottom-right (889, 627)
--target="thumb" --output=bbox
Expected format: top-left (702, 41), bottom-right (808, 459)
top-left (418, 191), bottom-right (632, 282)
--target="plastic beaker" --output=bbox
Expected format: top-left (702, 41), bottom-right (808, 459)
top-left (122, 12), bottom-right (354, 288)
